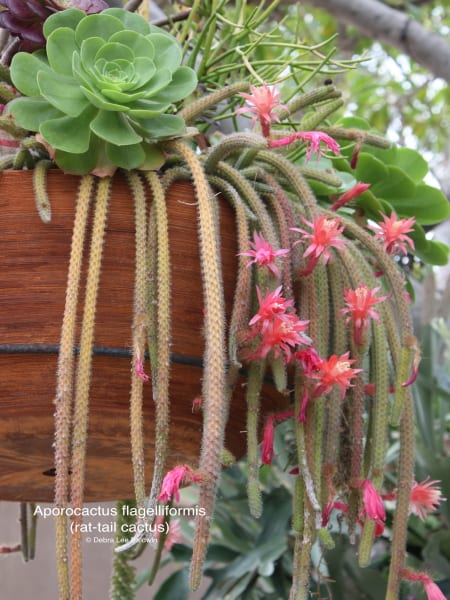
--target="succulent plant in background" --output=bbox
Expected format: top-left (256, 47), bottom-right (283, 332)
top-left (0, 0), bottom-right (107, 57)
top-left (6, 8), bottom-right (197, 175)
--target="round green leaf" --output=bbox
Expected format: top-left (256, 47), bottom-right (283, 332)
top-left (75, 14), bottom-right (124, 45)
top-left (370, 165), bottom-right (416, 199)
top-left (102, 8), bottom-right (151, 36)
top-left (90, 110), bottom-right (142, 145)
top-left (149, 33), bottom-right (182, 71)
top-left (10, 52), bottom-right (51, 97)
top-left (415, 240), bottom-right (450, 266)
top-left (81, 85), bottom-right (128, 111)
top-left (150, 66), bottom-right (198, 103)
top-left (109, 30), bottom-right (155, 61)
top-left (40, 107), bottom-right (95, 153)
top-left (7, 97), bottom-right (61, 131)
top-left (43, 8), bottom-right (85, 39)
top-left (95, 42), bottom-right (134, 65)
top-left (355, 152), bottom-right (388, 183)
top-left (38, 70), bottom-right (89, 117)
top-left (105, 141), bottom-right (147, 169)
top-left (46, 28), bottom-right (77, 76)
top-left (134, 114), bottom-right (186, 138)
top-left (393, 147), bottom-right (428, 182)
top-left (389, 183), bottom-right (450, 225)
top-left (80, 37), bottom-right (106, 69)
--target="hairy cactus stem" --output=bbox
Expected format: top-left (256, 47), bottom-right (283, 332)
top-left (160, 166), bottom-right (191, 190)
top-left (323, 261), bottom-right (349, 473)
top-left (256, 150), bottom-right (318, 218)
top-left (54, 174), bottom-right (94, 600)
top-left (207, 175), bottom-right (251, 377)
top-left (358, 321), bottom-right (389, 567)
top-left (143, 172), bottom-right (172, 519)
top-left (300, 98), bottom-right (345, 131)
top-left (32, 160), bottom-right (53, 223)
top-left (246, 360), bottom-right (265, 518)
top-left (292, 475), bottom-right (305, 533)
top-left (125, 171), bottom-right (150, 510)
top-left (319, 126), bottom-right (391, 150)
top-left (167, 141), bottom-right (227, 591)
top-left (215, 161), bottom-right (280, 249)
top-left (278, 85), bottom-right (341, 121)
top-left (110, 500), bottom-right (137, 600)
top-left (204, 132), bottom-right (268, 173)
top-left (290, 505), bottom-right (314, 600)
top-left (312, 267), bottom-right (330, 497)
top-left (0, 81), bottom-right (16, 103)
top-left (0, 117), bottom-right (26, 138)
top-left (386, 389), bottom-right (414, 600)
top-left (70, 176), bottom-right (111, 600)
top-left (298, 165), bottom-right (343, 188)
top-left (294, 373), bottom-right (322, 528)
top-left (0, 154), bottom-right (15, 170)
top-left (259, 173), bottom-right (296, 298)
top-left (178, 81), bottom-right (250, 124)
top-left (0, 63), bottom-right (12, 85)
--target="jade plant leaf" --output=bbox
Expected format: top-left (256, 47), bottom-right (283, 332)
top-left (8, 7), bottom-right (197, 174)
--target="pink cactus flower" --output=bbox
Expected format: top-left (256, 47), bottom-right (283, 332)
top-left (362, 479), bottom-right (386, 522)
top-left (340, 285), bottom-right (388, 346)
top-left (239, 231), bottom-right (289, 278)
top-left (158, 465), bottom-right (202, 504)
top-left (291, 215), bottom-right (347, 274)
top-left (238, 84), bottom-right (287, 137)
top-left (269, 130), bottom-right (340, 162)
top-left (312, 352), bottom-right (362, 399)
top-left (409, 477), bottom-right (446, 521)
top-left (369, 211), bottom-right (415, 256)
top-left (330, 182), bottom-right (371, 211)
top-left (249, 285), bottom-right (293, 329)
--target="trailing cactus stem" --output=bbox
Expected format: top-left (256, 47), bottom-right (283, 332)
top-left (110, 500), bottom-right (137, 600)
top-left (167, 141), bottom-right (227, 592)
top-left (386, 390), bottom-right (414, 599)
top-left (207, 175), bottom-right (251, 373)
top-left (257, 150), bottom-right (317, 218)
top-left (295, 375), bottom-right (322, 529)
top-left (54, 174), bottom-right (94, 600)
top-left (290, 506), bottom-right (314, 600)
top-left (69, 176), bottom-right (111, 600)
top-left (178, 81), bottom-right (250, 124)
top-left (358, 322), bottom-right (389, 568)
top-left (292, 476), bottom-right (305, 533)
top-left (278, 85), bottom-right (341, 121)
top-left (216, 161), bottom-right (279, 248)
top-left (126, 171), bottom-right (149, 509)
top-left (143, 172), bottom-right (171, 518)
top-left (32, 160), bottom-right (53, 223)
top-left (390, 346), bottom-right (413, 425)
top-left (204, 132), bottom-right (267, 172)
top-left (319, 126), bottom-right (390, 150)
top-left (246, 360), bottom-right (265, 518)
top-left (298, 166), bottom-right (342, 188)
top-left (300, 98), bottom-right (345, 130)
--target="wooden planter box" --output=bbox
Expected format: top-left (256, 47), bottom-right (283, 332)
top-left (0, 170), bottom-right (281, 503)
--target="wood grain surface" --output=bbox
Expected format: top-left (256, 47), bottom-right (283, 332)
top-left (0, 171), bottom-right (285, 502)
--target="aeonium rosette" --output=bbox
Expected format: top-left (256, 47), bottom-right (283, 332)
top-left (6, 8), bottom-right (197, 175)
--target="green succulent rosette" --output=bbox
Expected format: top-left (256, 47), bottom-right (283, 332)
top-left (7, 8), bottom-right (197, 174)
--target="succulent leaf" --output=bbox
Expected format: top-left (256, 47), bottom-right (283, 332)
top-left (8, 8), bottom-right (197, 174)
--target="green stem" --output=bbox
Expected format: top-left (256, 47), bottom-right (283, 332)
top-left (69, 177), bottom-right (111, 600)
top-left (144, 171), bottom-right (172, 520)
top-left (54, 174), bottom-right (94, 600)
top-left (168, 141), bottom-right (227, 592)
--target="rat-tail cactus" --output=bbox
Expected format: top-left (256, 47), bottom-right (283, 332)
top-left (1, 6), bottom-right (449, 598)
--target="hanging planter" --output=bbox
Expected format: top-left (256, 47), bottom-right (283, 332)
top-left (0, 169), bottom-right (285, 503)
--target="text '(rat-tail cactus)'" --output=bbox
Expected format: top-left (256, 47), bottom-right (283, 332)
top-left (7, 8), bottom-right (197, 175)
